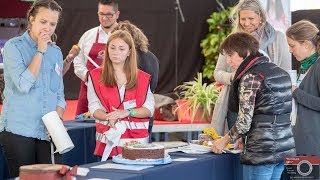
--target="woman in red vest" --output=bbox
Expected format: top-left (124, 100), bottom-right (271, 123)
top-left (87, 30), bottom-right (154, 159)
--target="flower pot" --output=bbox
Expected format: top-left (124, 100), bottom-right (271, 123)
top-left (176, 100), bottom-right (211, 123)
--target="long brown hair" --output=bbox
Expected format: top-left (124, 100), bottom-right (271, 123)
top-left (26, 0), bottom-right (62, 42)
top-left (101, 30), bottom-right (138, 89)
top-left (286, 20), bottom-right (320, 55)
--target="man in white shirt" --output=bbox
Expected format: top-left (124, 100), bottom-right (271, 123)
top-left (73, 0), bottom-right (120, 116)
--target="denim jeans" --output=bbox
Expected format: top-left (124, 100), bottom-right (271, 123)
top-left (243, 161), bottom-right (284, 180)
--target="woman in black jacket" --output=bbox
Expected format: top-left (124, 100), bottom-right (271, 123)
top-left (212, 32), bottom-right (295, 180)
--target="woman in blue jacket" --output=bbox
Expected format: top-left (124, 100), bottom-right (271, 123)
top-left (0, 0), bottom-right (65, 177)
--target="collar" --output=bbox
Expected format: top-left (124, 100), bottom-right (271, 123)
top-left (23, 30), bottom-right (37, 48)
top-left (98, 25), bottom-right (112, 36)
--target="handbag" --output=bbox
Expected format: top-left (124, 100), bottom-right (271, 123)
top-left (154, 94), bottom-right (178, 121)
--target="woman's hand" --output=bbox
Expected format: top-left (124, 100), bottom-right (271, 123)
top-left (105, 107), bottom-right (130, 123)
top-left (292, 85), bottom-right (297, 92)
top-left (108, 119), bottom-right (117, 129)
top-left (212, 135), bottom-right (230, 154)
top-left (234, 138), bottom-right (244, 150)
top-left (38, 31), bottom-right (53, 52)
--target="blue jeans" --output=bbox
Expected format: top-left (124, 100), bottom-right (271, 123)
top-left (227, 110), bottom-right (238, 130)
top-left (243, 161), bottom-right (284, 180)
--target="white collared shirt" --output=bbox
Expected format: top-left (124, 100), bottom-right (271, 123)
top-left (73, 25), bottom-right (111, 81)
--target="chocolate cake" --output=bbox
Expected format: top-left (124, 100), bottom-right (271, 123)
top-left (122, 143), bottom-right (165, 160)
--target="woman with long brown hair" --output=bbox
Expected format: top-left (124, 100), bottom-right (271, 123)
top-left (87, 30), bottom-right (154, 160)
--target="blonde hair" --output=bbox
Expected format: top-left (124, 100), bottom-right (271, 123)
top-left (286, 20), bottom-right (320, 54)
top-left (230, 0), bottom-right (267, 33)
top-left (101, 30), bottom-right (138, 89)
top-left (113, 20), bottom-right (149, 53)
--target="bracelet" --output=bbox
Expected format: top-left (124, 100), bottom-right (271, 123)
top-left (227, 132), bottom-right (234, 141)
top-left (36, 50), bottom-right (45, 56)
top-left (127, 109), bottom-right (136, 117)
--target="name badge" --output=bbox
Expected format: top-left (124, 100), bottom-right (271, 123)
top-left (55, 63), bottom-right (61, 76)
top-left (123, 100), bottom-right (137, 110)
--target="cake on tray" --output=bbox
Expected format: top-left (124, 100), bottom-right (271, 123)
top-left (122, 141), bottom-right (165, 160)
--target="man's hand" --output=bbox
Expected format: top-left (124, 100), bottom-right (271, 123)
top-left (65, 44), bottom-right (80, 63)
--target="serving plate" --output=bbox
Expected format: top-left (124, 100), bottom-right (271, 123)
top-left (112, 154), bottom-right (172, 165)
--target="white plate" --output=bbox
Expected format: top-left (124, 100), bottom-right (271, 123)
top-left (185, 143), bottom-right (241, 154)
top-left (174, 143), bottom-right (212, 154)
top-left (188, 143), bottom-right (212, 152)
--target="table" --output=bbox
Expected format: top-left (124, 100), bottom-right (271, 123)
top-left (61, 119), bottom-right (212, 166)
top-left (0, 120), bottom-right (214, 166)
top-left (77, 152), bottom-right (243, 180)
top-left (1, 121), bottom-right (243, 180)
top-left (62, 120), bottom-right (98, 166)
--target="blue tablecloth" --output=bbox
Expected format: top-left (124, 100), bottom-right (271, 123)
top-left (62, 120), bottom-right (98, 166)
top-left (78, 152), bottom-right (243, 180)
top-left (0, 120), bottom-right (244, 180)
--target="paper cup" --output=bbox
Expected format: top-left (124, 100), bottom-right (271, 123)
top-left (42, 111), bottom-right (74, 154)
top-left (287, 70), bottom-right (297, 86)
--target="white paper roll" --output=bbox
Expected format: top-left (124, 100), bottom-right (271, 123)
top-left (287, 70), bottom-right (297, 86)
top-left (42, 111), bottom-right (75, 154)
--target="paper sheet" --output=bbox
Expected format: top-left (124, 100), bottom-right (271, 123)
top-left (173, 158), bottom-right (197, 162)
top-left (91, 163), bottom-right (153, 171)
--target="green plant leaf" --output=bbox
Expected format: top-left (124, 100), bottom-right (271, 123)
top-left (175, 73), bottom-right (220, 122)
top-left (200, 7), bottom-right (233, 79)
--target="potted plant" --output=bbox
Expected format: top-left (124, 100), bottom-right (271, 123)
top-left (174, 73), bottom-right (219, 122)
top-left (200, 7), bottom-right (233, 80)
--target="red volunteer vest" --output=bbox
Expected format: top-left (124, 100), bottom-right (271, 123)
top-left (90, 68), bottom-right (151, 157)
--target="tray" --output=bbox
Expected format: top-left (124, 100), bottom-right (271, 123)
top-left (112, 154), bottom-right (172, 165)
top-left (178, 143), bottom-right (240, 154)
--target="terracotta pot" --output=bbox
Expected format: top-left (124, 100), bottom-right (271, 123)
top-left (176, 99), bottom-right (212, 122)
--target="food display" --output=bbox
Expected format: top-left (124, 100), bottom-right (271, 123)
top-left (190, 127), bottom-right (233, 149)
